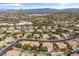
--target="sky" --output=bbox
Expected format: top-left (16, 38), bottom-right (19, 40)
top-left (0, 3), bottom-right (79, 9)
top-left (0, 0), bottom-right (79, 9)
top-left (0, 0), bottom-right (79, 3)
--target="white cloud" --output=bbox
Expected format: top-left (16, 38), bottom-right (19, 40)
top-left (62, 6), bottom-right (79, 9)
top-left (0, 0), bottom-right (79, 3)
top-left (0, 3), bottom-right (79, 9)
top-left (0, 3), bottom-right (23, 10)
top-left (0, 3), bottom-right (22, 7)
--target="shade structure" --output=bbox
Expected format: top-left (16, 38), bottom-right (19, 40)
top-left (51, 52), bottom-right (65, 56)
top-left (71, 48), bottom-right (79, 52)
top-left (51, 50), bottom-right (56, 53)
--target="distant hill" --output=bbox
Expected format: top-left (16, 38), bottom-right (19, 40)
top-left (63, 8), bottom-right (79, 11)
top-left (29, 8), bottom-right (79, 11)
top-left (0, 8), bottom-right (79, 12)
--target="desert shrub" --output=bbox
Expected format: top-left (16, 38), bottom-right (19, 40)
top-left (31, 45), bottom-right (38, 51)
top-left (15, 43), bottom-right (22, 48)
top-left (39, 47), bottom-right (48, 52)
top-left (21, 44), bottom-right (31, 51)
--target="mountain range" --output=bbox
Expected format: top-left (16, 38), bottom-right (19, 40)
top-left (1, 8), bottom-right (79, 12)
